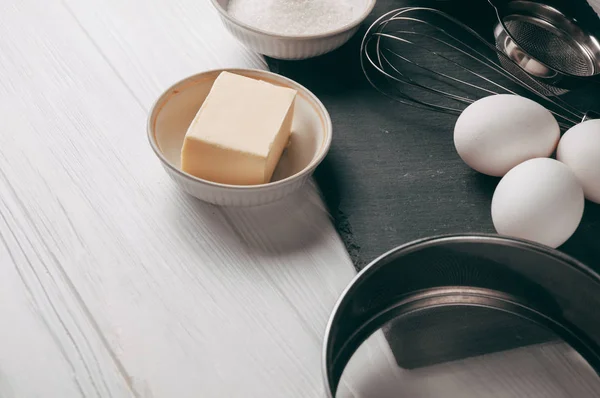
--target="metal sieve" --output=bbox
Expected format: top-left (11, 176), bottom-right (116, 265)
top-left (492, 0), bottom-right (600, 89)
top-left (323, 234), bottom-right (600, 397)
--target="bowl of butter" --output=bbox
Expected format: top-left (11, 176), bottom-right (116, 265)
top-left (147, 69), bottom-right (332, 206)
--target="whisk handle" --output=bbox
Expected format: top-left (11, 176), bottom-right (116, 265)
top-left (582, 110), bottom-right (600, 122)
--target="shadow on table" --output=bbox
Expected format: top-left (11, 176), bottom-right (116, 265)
top-left (178, 183), bottom-right (335, 257)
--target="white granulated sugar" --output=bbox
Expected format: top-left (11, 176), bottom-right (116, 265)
top-left (227, 0), bottom-right (356, 36)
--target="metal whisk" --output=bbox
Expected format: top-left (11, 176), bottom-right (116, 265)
top-left (360, 7), bottom-right (597, 130)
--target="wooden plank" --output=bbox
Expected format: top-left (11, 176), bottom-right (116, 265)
top-left (0, 211), bottom-right (134, 398)
top-left (61, 0), bottom-right (267, 108)
top-left (0, 2), bottom-right (138, 397)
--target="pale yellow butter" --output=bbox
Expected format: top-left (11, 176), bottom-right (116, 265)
top-left (181, 71), bottom-right (297, 185)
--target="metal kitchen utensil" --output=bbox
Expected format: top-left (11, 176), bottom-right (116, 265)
top-left (491, 0), bottom-right (600, 89)
top-left (323, 234), bottom-right (600, 397)
top-left (360, 7), bottom-right (598, 130)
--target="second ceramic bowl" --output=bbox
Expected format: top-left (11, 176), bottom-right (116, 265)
top-left (211, 0), bottom-right (377, 60)
top-left (147, 69), bottom-right (332, 207)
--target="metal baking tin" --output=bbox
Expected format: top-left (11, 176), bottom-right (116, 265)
top-left (323, 234), bottom-right (600, 397)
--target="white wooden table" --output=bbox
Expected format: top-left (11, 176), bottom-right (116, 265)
top-left (2, 1), bottom-right (600, 397)
top-left (0, 1), bottom-right (401, 397)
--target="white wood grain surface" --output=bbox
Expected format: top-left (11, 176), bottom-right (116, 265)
top-left (0, 0), bottom-right (400, 397)
top-left (2, 0), bottom-right (599, 397)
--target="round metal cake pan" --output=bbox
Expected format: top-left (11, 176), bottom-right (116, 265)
top-left (323, 234), bottom-right (600, 397)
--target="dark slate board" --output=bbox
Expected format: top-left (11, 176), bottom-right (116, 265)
top-left (265, 0), bottom-right (600, 370)
top-left (268, 0), bottom-right (600, 369)
top-left (267, 0), bottom-right (600, 271)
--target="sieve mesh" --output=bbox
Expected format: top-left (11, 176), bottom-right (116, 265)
top-left (494, 48), bottom-right (568, 96)
top-left (503, 17), bottom-right (594, 76)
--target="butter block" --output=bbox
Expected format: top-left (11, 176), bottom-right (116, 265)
top-left (181, 71), bottom-right (297, 185)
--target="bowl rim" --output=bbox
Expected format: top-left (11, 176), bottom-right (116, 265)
top-left (147, 68), bottom-right (333, 191)
top-left (210, 0), bottom-right (377, 40)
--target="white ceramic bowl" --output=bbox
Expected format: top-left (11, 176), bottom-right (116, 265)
top-left (147, 69), bottom-right (332, 207)
top-left (210, 0), bottom-right (377, 60)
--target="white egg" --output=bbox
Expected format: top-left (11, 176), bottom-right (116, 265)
top-left (557, 119), bottom-right (600, 204)
top-left (491, 158), bottom-right (584, 248)
top-left (454, 94), bottom-right (559, 177)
